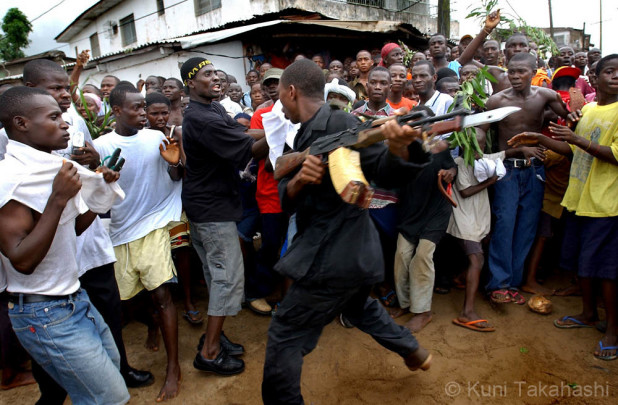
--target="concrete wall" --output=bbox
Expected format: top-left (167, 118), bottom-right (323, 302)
top-left (63, 0), bottom-right (433, 57)
top-left (77, 40), bottom-right (248, 91)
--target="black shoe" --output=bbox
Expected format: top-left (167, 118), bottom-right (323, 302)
top-left (122, 367), bottom-right (155, 388)
top-left (197, 332), bottom-right (244, 356)
top-left (220, 331), bottom-right (244, 356)
top-left (193, 350), bottom-right (245, 375)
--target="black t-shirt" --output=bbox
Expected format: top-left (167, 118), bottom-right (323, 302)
top-left (182, 100), bottom-right (254, 223)
top-left (398, 148), bottom-right (457, 244)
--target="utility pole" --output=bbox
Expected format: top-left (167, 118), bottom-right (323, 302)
top-left (437, 0), bottom-right (450, 38)
top-left (548, 0), bottom-right (554, 40)
top-left (599, 0), bottom-right (602, 51)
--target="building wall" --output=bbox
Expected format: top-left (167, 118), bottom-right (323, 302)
top-left (63, 0), bottom-right (433, 57)
top-left (77, 40), bottom-right (247, 91)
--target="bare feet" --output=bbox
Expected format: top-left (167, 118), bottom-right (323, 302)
top-left (521, 282), bottom-right (555, 296)
top-left (404, 346), bottom-right (432, 371)
top-left (554, 284), bottom-right (582, 296)
top-left (1, 371), bottom-right (36, 390)
top-left (156, 365), bottom-right (181, 402)
top-left (404, 312), bottom-right (432, 333)
top-left (594, 334), bottom-right (618, 361)
top-left (145, 327), bottom-right (160, 352)
top-left (388, 307), bottom-right (409, 319)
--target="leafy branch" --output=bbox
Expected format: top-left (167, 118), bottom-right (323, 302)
top-left (77, 89), bottom-right (115, 139)
top-left (466, 0), bottom-right (559, 57)
top-left (447, 67), bottom-right (496, 166)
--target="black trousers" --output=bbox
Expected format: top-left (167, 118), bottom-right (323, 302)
top-left (262, 283), bottom-right (419, 405)
top-left (0, 291), bottom-right (28, 370)
top-left (32, 263), bottom-right (128, 404)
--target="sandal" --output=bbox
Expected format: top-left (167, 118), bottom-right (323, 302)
top-left (508, 290), bottom-right (526, 305)
top-left (595, 340), bottom-right (618, 361)
top-left (378, 290), bottom-right (399, 308)
top-left (490, 289), bottom-right (511, 304)
top-left (182, 310), bottom-right (204, 325)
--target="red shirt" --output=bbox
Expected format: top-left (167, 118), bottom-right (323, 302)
top-left (250, 105), bottom-right (282, 214)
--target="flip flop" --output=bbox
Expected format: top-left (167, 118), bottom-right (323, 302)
top-left (553, 315), bottom-right (594, 329)
top-left (378, 290), bottom-right (399, 308)
top-left (594, 340), bottom-right (618, 361)
top-left (182, 310), bottom-right (204, 325)
top-left (490, 289), bottom-right (511, 304)
top-left (452, 318), bottom-right (496, 332)
top-left (509, 290), bottom-right (526, 305)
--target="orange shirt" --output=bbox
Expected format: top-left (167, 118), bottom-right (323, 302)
top-left (387, 97), bottom-right (417, 111)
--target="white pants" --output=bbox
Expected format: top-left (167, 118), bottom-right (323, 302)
top-left (394, 234), bottom-right (436, 314)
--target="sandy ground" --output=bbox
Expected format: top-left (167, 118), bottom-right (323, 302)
top-left (1, 274), bottom-right (617, 405)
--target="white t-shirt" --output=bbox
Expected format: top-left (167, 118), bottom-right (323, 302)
top-left (52, 111), bottom-right (117, 275)
top-left (218, 97), bottom-right (243, 118)
top-left (0, 260), bottom-right (7, 293)
top-left (424, 90), bottom-right (453, 116)
top-left (1, 219), bottom-right (81, 295)
top-left (93, 129), bottom-right (182, 245)
top-left (1, 124), bottom-right (116, 276)
top-left (447, 155), bottom-right (497, 242)
top-left (0, 129), bottom-right (7, 161)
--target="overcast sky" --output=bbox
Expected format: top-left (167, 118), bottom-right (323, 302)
top-left (1, 0), bottom-right (616, 58)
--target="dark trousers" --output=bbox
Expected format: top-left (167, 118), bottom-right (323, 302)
top-left (262, 283), bottom-right (419, 405)
top-left (32, 263), bottom-right (128, 404)
top-left (0, 291), bottom-right (28, 370)
top-left (248, 213), bottom-right (288, 299)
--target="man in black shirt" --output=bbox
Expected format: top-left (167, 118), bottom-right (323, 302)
top-left (180, 58), bottom-right (267, 375)
top-left (262, 59), bottom-right (433, 405)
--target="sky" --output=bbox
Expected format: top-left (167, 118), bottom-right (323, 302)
top-left (1, 0), bottom-right (617, 58)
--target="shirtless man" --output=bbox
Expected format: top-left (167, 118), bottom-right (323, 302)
top-left (162, 78), bottom-right (184, 126)
top-left (477, 53), bottom-right (570, 304)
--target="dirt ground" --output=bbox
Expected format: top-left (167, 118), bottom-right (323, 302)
top-left (1, 273), bottom-right (617, 405)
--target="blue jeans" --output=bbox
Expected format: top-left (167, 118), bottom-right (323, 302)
top-left (487, 162), bottom-right (545, 291)
top-left (8, 289), bottom-right (129, 405)
top-left (190, 221), bottom-right (245, 316)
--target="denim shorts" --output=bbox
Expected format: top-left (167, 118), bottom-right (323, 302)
top-left (8, 289), bottom-right (129, 404)
top-left (190, 221), bottom-right (245, 316)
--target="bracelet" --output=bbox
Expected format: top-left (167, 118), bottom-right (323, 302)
top-left (169, 159), bottom-right (183, 168)
top-left (584, 140), bottom-right (592, 152)
top-left (483, 28), bottom-right (491, 36)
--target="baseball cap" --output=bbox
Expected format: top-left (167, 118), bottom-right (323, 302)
top-left (552, 66), bottom-right (581, 81)
top-left (262, 68), bottom-right (284, 84)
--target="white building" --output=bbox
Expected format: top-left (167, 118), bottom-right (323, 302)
top-left (53, 0), bottom-right (436, 90)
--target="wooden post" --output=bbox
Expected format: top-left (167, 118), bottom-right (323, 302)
top-left (437, 0), bottom-right (450, 38)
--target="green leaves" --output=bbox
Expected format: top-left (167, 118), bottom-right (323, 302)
top-left (0, 8), bottom-right (32, 62)
top-left (447, 67), bottom-right (495, 166)
top-left (77, 89), bottom-right (115, 140)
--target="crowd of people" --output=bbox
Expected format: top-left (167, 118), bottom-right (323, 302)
top-left (0, 9), bottom-right (616, 405)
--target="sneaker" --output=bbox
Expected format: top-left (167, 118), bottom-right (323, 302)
top-left (248, 298), bottom-right (272, 315)
top-left (339, 313), bottom-right (354, 329)
top-left (193, 349), bottom-right (245, 375)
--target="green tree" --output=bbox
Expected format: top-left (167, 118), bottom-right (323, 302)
top-left (0, 8), bottom-right (33, 62)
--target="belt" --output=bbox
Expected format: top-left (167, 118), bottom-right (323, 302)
top-left (8, 289), bottom-right (80, 304)
top-left (506, 158), bottom-right (531, 168)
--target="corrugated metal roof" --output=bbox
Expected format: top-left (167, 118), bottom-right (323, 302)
top-left (56, 0), bottom-right (124, 42)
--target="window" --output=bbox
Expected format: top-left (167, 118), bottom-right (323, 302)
top-left (90, 33), bottom-right (101, 58)
top-left (157, 0), bottom-right (165, 15)
top-left (120, 14), bottom-right (137, 46)
top-left (346, 0), bottom-right (385, 7)
top-left (194, 0), bottom-right (221, 16)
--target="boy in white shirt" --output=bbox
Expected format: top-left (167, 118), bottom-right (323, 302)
top-left (93, 83), bottom-right (183, 402)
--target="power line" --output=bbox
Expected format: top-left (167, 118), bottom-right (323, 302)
top-left (31, 0), bottom-right (67, 22)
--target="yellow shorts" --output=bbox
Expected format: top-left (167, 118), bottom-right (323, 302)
top-left (114, 227), bottom-right (177, 300)
top-left (167, 211), bottom-right (191, 249)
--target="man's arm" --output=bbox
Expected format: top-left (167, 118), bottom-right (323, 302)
top-left (74, 165), bottom-right (121, 235)
top-left (544, 88), bottom-right (569, 118)
top-left (460, 176), bottom-right (498, 198)
top-left (457, 10), bottom-right (501, 67)
top-left (508, 131), bottom-right (573, 156)
top-left (0, 162), bottom-right (81, 274)
top-left (69, 50), bottom-right (89, 104)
